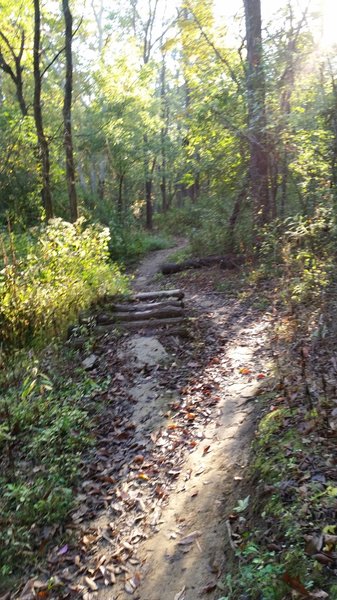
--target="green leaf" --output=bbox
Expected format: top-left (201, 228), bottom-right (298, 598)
top-left (233, 495), bottom-right (250, 513)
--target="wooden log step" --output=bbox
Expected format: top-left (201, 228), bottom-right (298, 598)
top-left (106, 299), bottom-right (184, 312)
top-left (95, 316), bottom-right (185, 334)
top-left (133, 289), bottom-right (184, 301)
top-left (97, 306), bottom-right (184, 324)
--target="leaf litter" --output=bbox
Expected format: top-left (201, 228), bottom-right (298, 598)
top-left (14, 262), bottom-right (275, 599)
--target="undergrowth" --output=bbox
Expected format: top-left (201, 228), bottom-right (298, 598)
top-left (220, 208), bottom-right (337, 599)
top-left (0, 218), bottom-right (128, 350)
top-left (154, 196), bottom-right (251, 256)
top-left (109, 214), bottom-right (172, 263)
top-left (0, 346), bottom-right (107, 587)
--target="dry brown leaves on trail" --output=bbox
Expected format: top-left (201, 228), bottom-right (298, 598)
top-left (14, 264), bottom-right (273, 600)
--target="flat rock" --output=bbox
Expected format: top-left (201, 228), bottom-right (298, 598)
top-left (118, 335), bottom-right (169, 368)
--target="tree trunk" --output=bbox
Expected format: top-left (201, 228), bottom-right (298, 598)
top-left (243, 0), bottom-right (269, 229)
top-left (145, 175), bottom-right (153, 230)
top-left (0, 29), bottom-right (28, 117)
top-left (62, 0), bottom-right (78, 222)
top-left (33, 0), bottom-right (53, 220)
top-left (144, 150), bottom-right (156, 230)
top-left (117, 172), bottom-right (124, 214)
top-left (228, 174), bottom-right (249, 245)
top-left (160, 55), bottom-right (169, 212)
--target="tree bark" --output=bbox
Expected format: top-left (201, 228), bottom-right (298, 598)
top-left (243, 0), bottom-right (269, 229)
top-left (0, 29), bottom-right (28, 117)
top-left (62, 0), bottom-right (78, 222)
top-left (33, 0), bottom-right (54, 220)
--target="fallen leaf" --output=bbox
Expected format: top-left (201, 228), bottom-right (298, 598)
top-left (129, 571), bottom-right (141, 590)
top-left (310, 591), bottom-right (329, 599)
top-left (186, 413), bottom-right (196, 420)
top-left (282, 573), bottom-right (310, 596)
top-left (312, 553), bottom-right (334, 565)
top-left (240, 367), bottom-right (252, 375)
top-left (84, 577), bottom-right (98, 591)
top-left (174, 586), bottom-right (186, 600)
top-left (233, 495), bottom-right (250, 513)
top-left (202, 582), bottom-right (217, 593)
top-left (178, 530), bottom-right (201, 545)
top-left (304, 535), bottom-right (323, 555)
top-left (124, 580), bottom-right (135, 594)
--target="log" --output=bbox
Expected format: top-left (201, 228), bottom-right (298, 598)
top-left (106, 300), bottom-right (184, 312)
top-left (95, 316), bottom-right (184, 334)
top-left (97, 306), bottom-right (184, 324)
top-left (133, 289), bottom-right (184, 301)
top-left (103, 289), bottom-right (184, 303)
top-left (160, 255), bottom-right (243, 275)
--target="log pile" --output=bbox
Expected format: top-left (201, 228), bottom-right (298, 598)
top-left (94, 289), bottom-right (187, 336)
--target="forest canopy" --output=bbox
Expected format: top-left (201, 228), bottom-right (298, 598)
top-left (0, 0), bottom-right (336, 246)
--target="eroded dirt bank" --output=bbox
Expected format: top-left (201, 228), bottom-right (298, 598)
top-left (17, 250), bottom-right (274, 600)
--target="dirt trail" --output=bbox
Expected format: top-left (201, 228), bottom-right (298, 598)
top-left (33, 246), bottom-right (273, 600)
top-left (85, 247), bottom-right (272, 600)
top-left (132, 239), bottom-right (187, 290)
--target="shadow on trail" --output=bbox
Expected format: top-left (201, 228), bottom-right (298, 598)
top-left (39, 269), bottom-right (272, 600)
top-left (76, 284), bottom-right (272, 600)
top-left (130, 295), bottom-right (270, 600)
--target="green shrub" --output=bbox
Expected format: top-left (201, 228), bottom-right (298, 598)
top-left (0, 218), bottom-right (128, 349)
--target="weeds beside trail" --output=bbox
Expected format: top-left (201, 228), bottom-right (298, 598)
top-left (221, 213), bottom-right (337, 599)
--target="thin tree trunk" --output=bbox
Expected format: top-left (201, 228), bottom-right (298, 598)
top-left (33, 0), bottom-right (53, 220)
top-left (160, 55), bottom-right (168, 212)
top-left (243, 0), bottom-right (269, 229)
top-left (228, 174), bottom-right (249, 246)
top-left (62, 0), bottom-right (78, 222)
top-left (145, 175), bottom-right (153, 230)
top-left (117, 172), bottom-right (124, 214)
top-left (144, 137), bottom-right (156, 230)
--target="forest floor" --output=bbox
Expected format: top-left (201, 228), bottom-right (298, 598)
top-left (9, 240), bottom-right (337, 600)
top-left (14, 244), bottom-right (277, 600)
